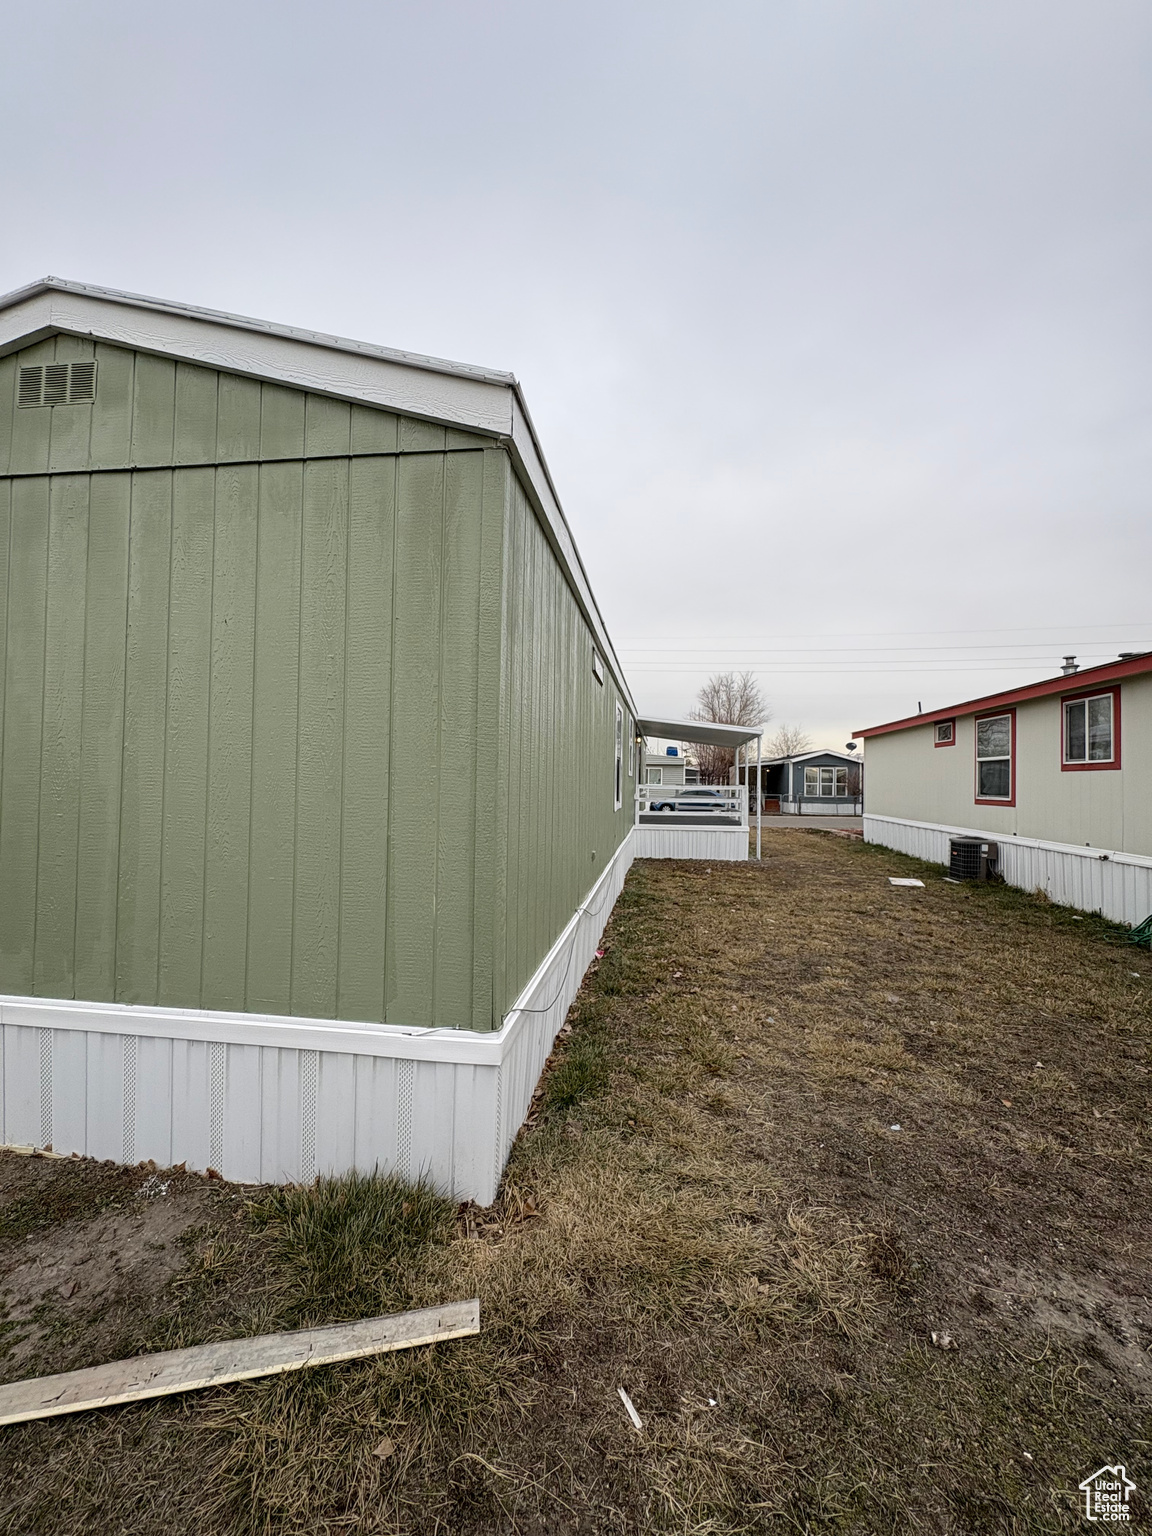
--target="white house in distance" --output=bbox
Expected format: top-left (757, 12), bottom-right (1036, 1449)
top-left (855, 651), bottom-right (1152, 926)
top-left (642, 744), bottom-right (699, 785)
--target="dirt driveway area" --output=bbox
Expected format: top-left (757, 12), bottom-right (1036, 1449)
top-left (0, 831), bottom-right (1148, 1534)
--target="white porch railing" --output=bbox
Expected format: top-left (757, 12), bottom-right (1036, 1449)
top-left (636, 783), bottom-right (748, 826)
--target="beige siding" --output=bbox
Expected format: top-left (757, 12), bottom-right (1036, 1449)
top-left (864, 674), bottom-right (1152, 856)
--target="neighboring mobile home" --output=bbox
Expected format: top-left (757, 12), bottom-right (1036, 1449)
top-left (856, 653), bottom-right (1152, 925)
top-left (752, 749), bottom-right (862, 815)
top-left (641, 745), bottom-right (697, 785)
top-left (0, 277), bottom-right (643, 1201)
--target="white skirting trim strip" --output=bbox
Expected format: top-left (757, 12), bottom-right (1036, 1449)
top-left (632, 825), bottom-right (748, 861)
top-left (0, 832), bottom-right (636, 1205)
top-left (864, 814), bottom-right (1152, 928)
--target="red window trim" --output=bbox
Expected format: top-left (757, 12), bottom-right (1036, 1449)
top-left (934, 718), bottom-right (956, 747)
top-left (974, 707), bottom-right (1015, 807)
top-left (1060, 684), bottom-right (1121, 772)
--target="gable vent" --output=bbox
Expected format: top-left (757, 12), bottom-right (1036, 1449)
top-left (17, 359), bottom-right (98, 408)
top-left (43, 364), bottom-right (69, 404)
top-left (68, 360), bottom-right (97, 402)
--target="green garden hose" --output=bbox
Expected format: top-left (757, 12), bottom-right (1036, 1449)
top-left (1130, 914), bottom-right (1152, 949)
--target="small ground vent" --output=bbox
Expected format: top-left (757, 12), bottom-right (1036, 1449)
top-left (18, 360), bottom-right (98, 407)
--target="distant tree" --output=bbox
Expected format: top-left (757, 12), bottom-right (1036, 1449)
top-left (688, 670), bottom-right (770, 783)
top-left (766, 723), bottom-right (812, 758)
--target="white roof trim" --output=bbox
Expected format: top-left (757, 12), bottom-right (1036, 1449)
top-left (638, 716), bottom-right (763, 747)
top-left (0, 276), bottom-right (517, 386)
top-left (0, 277), bottom-right (635, 715)
top-left (763, 749), bottom-right (860, 765)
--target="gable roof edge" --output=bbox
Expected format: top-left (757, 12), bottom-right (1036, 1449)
top-left (854, 651), bottom-right (1152, 739)
top-left (0, 277), bottom-right (636, 715)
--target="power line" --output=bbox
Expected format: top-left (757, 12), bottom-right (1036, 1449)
top-left (619, 641), bottom-right (1148, 657)
top-left (614, 620), bottom-right (1152, 645)
top-left (624, 659), bottom-right (1135, 675)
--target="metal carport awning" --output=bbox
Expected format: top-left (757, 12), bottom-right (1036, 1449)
top-left (636, 717), bottom-right (763, 748)
top-left (635, 717), bottom-right (765, 858)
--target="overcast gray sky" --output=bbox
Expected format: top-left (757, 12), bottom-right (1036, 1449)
top-left (4, 1), bottom-right (1149, 745)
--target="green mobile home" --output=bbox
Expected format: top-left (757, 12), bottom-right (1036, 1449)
top-left (0, 278), bottom-right (640, 1200)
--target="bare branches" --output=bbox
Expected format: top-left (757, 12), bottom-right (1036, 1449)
top-left (688, 671), bottom-right (770, 783)
top-left (766, 723), bottom-right (812, 759)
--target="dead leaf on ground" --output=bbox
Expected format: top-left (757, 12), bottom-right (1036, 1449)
top-left (372, 1437), bottom-right (396, 1460)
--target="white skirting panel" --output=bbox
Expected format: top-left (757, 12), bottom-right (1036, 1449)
top-left (864, 814), bottom-right (1152, 928)
top-left (780, 802), bottom-right (860, 816)
top-left (0, 832), bottom-right (636, 1206)
top-left (632, 825), bottom-right (748, 861)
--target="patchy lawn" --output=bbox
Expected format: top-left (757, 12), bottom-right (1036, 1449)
top-left (0, 831), bottom-right (1149, 1534)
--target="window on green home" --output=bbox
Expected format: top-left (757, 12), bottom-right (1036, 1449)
top-left (614, 704), bottom-right (624, 809)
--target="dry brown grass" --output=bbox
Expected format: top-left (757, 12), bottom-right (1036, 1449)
top-left (0, 832), bottom-right (1149, 1534)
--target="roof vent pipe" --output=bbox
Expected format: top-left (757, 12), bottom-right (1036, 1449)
top-left (1061, 656), bottom-right (1078, 675)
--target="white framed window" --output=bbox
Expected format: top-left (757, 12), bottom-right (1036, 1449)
top-left (803, 765), bottom-right (848, 797)
top-left (628, 719), bottom-right (635, 777)
top-left (614, 703), bottom-right (624, 809)
top-left (1063, 692), bottom-right (1115, 764)
top-left (934, 720), bottom-right (955, 746)
top-left (976, 711), bottom-right (1013, 802)
top-left (646, 766), bottom-right (663, 785)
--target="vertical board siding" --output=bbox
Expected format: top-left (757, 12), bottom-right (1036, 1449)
top-left (385, 453), bottom-right (445, 1026)
top-left (291, 459), bottom-right (348, 1019)
top-left (216, 375), bottom-right (262, 462)
top-left (259, 383), bottom-right (306, 461)
top-left (158, 468), bottom-right (214, 1005)
top-left (434, 452), bottom-right (484, 1025)
top-left (130, 356), bottom-right (177, 466)
top-left (0, 483), bottom-right (10, 870)
top-left (470, 451), bottom-right (509, 1029)
top-left (89, 344), bottom-right (135, 468)
top-left (74, 474), bottom-right (131, 999)
top-left (33, 475), bottom-right (90, 997)
top-left (201, 465), bottom-right (258, 1010)
top-left (0, 477), bottom-right (51, 990)
top-left (116, 471), bottom-right (173, 1003)
top-left (0, 341), bottom-right (627, 1040)
top-left (494, 474), bottom-right (635, 1018)
top-left (246, 462), bottom-right (303, 1014)
top-left (0, 446), bottom-right (499, 1024)
top-left (336, 457), bottom-right (394, 1021)
top-left (173, 363), bottom-right (219, 465)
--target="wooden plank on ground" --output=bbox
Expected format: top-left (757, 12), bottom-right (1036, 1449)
top-left (0, 1299), bottom-right (479, 1427)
